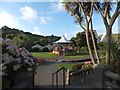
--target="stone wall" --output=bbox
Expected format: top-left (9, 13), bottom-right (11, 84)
top-left (12, 72), bottom-right (34, 89)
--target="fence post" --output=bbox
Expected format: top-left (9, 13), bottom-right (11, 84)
top-left (63, 68), bottom-right (66, 88)
top-left (52, 74), bottom-right (54, 88)
top-left (56, 73), bottom-right (58, 88)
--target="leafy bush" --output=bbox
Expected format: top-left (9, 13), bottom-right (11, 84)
top-left (81, 46), bottom-right (88, 51)
top-left (31, 48), bottom-right (40, 52)
top-left (99, 39), bottom-right (120, 73)
top-left (65, 50), bottom-right (76, 56)
top-left (72, 63), bottom-right (84, 70)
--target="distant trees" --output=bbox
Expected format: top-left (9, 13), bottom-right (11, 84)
top-left (12, 34), bottom-right (27, 47)
top-left (70, 31), bottom-right (97, 52)
top-left (1, 26), bottom-right (60, 51)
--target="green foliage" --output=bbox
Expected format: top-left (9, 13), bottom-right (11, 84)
top-left (81, 64), bottom-right (92, 69)
top-left (72, 63), bottom-right (84, 70)
top-left (31, 48), bottom-right (40, 52)
top-left (81, 46), bottom-right (88, 51)
top-left (65, 50), bottom-right (76, 56)
top-left (70, 31), bottom-right (97, 52)
top-left (1, 26), bottom-right (60, 51)
top-left (110, 39), bottom-right (120, 73)
top-left (99, 39), bottom-right (120, 73)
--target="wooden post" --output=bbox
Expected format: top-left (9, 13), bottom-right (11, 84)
top-left (52, 74), bottom-right (54, 88)
top-left (56, 73), bottom-right (58, 88)
top-left (33, 73), bottom-right (34, 89)
top-left (63, 68), bottom-right (65, 88)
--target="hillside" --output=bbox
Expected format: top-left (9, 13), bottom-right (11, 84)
top-left (1, 26), bottom-right (60, 51)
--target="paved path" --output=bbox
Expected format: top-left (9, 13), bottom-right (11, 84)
top-left (34, 62), bottom-right (64, 88)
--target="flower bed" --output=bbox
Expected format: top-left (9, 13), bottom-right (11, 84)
top-left (35, 58), bottom-right (45, 64)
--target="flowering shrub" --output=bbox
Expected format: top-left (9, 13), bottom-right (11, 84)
top-left (1, 38), bottom-right (37, 87)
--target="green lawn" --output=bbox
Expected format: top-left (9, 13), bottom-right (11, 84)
top-left (64, 55), bottom-right (90, 60)
top-left (31, 51), bottom-right (90, 60)
top-left (31, 52), bottom-right (58, 58)
top-left (64, 51), bottom-right (90, 60)
top-left (58, 63), bottom-right (76, 69)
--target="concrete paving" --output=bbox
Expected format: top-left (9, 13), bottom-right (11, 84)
top-left (34, 62), bottom-right (64, 87)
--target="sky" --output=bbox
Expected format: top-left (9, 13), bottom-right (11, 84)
top-left (0, 1), bottom-right (119, 39)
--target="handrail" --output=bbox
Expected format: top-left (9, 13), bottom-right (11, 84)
top-left (70, 67), bottom-right (93, 77)
top-left (105, 71), bottom-right (120, 81)
top-left (52, 67), bottom-right (65, 75)
top-left (104, 71), bottom-right (120, 88)
top-left (52, 67), bottom-right (66, 88)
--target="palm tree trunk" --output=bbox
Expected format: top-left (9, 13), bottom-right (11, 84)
top-left (90, 21), bottom-right (100, 64)
top-left (86, 25), bottom-right (96, 65)
top-left (106, 27), bottom-right (112, 65)
top-left (90, 30), bottom-right (100, 64)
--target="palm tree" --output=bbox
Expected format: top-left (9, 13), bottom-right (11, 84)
top-left (94, 1), bottom-right (120, 65)
top-left (64, 2), bottom-right (100, 65)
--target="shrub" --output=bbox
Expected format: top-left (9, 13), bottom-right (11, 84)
top-left (31, 48), bottom-right (40, 52)
top-left (72, 63), bottom-right (84, 70)
top-left (99, 39), bottom-right (120, 73)
top-left (81, 47), bottom-right (88, 51)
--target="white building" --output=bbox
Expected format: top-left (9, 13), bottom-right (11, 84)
top-left (32, 44), bottom-right (43, 50)
top-left (100, 33), bottom-right (107, 42)
top-left (54, 35), bottom-right (72, 44)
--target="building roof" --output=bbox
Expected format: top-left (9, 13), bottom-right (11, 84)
top-left (32, 44), bottom-right (43, 49)
top-left (100, 33), bottom-right (107, 42)
top-left (54, 35), bottom-right (72, 43)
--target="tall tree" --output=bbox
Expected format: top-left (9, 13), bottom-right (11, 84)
top-left (64, 1), bottom-right (100, 65)
top-left (94, 1), bottom-right (120, 65)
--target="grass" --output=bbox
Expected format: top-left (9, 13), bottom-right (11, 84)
top-left (64, 55), bottom-right (90, 60)
top-left (31, 51), bottom-right (90, 60)
top-left (64, 51), bottom-right (90, 60)
top-left (31, 52), bottom-right (58, 58)
top-left (58, 63), bottom-right (76, 69)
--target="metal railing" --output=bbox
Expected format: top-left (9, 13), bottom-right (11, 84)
top-left (52, 67), bottom-right (66, 88)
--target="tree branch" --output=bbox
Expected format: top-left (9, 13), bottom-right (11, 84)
top-left (69, 9), bottom-right (86, 31)
top-left (94, 3), bottom-right (104, 19)
top-left (77, 2), bottom-right (88, 24)
top-left (94, 3), bottom-right (109, 28)
top-left (110, 11), bottom-right (120, 28)
top-left (104, 3), bottom-right (109, 17)
top-left (88, 2), bottom-right (94, 24)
